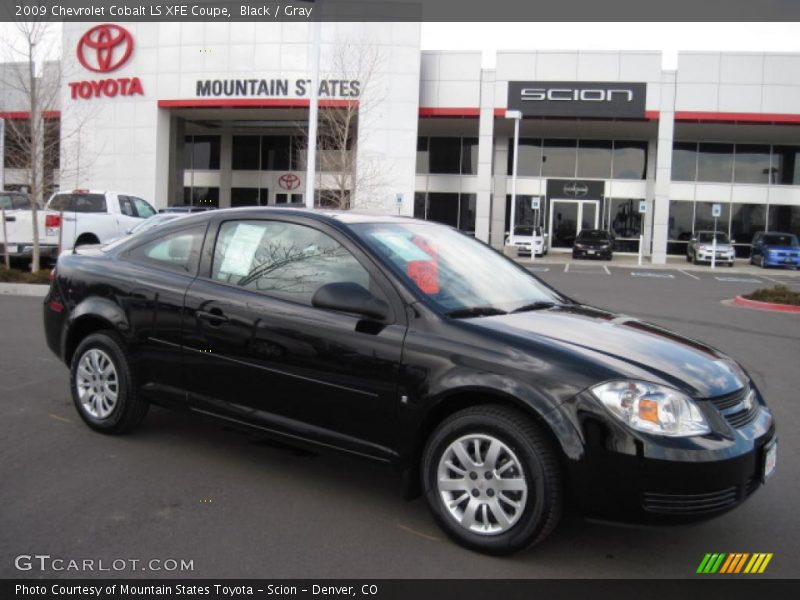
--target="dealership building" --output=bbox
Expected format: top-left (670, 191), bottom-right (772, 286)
top-left (2, 21), bottom-right (800, 262)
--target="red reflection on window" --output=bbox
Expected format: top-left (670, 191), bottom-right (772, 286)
top-left (407, 260), bottom-right (440, 294)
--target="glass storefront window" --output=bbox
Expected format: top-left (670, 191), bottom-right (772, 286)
top-left (730, 203), bottom-right (767, 253)
top-left (261, 136), bottom-right (292, 171)
top-left (542, 139), bottom-right (577, 178)
top-left (425, 192), bottom-right (459, 227)
top-left (612, 141), bottom-right (647, 180)
top-left (609, 199), bottom-right (643, 238)
top-left (461, 138), bottom-right (479, 175)
top-left (695, 201), bottom-right (730, 233)
top-left (232, 136), bottom-right (260, 170)
top-left (696, 143), bottom-right (734, 183)
top-left (771, 146), bottom-right (800, 185)
top-left (734, 144), bottom-right (771, 184)
top-left (184, 135), bottom-right (221, 170)
top-left (230, 187), bottom-right (263, 207)
top-left (768, 204), bottom-right (800, 234)
top-left (507, 138), bottom-right (543, 177)
top-left (459, 193), bottom-right (477, 233)
top-left (416, 138), bottom-right (429, 174)
top-left (671, 142), bottom-right (697, 181)
top-left (577, 140), bottom-right (612, 179)
top-left (428, 138), bottom-right (462, 174)
top-left (183, 186), bottom-right (219, 207)
top-left (414, 192), bottom-right (426, 218)
top-left (667, 200), bottom-right (694, 254)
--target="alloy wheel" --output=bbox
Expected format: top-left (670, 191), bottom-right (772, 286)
top-left (75, 348), bottom-right (119, 419)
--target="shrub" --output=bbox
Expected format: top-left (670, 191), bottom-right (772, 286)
top-left (0, 266), bottom-right (51, 284)
top-left (744, 285), bottom-right (800, 307)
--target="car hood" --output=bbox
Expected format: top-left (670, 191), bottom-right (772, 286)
top-left (575, 239), bottom-right (611, 246)
top-left (698, 242), bottom-right (733, 250)
top-left (470, 304), bottom-right (747, 398)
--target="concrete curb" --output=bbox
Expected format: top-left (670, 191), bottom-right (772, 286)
top-left (0, 283), bottom-right (48, 297)
top-left (733, 295), bottom-right (800, 313)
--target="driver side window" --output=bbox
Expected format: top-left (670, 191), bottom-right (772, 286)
top-left (211, 220), bottom-right (375, 307)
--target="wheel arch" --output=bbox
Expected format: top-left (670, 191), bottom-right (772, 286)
top-left (64, 298), bottom-right (130, 365)
top-left (402, 386), bottom-right (583, 499)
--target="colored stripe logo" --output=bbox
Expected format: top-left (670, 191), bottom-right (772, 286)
top-left (697, 553), bottom-right (773, 574)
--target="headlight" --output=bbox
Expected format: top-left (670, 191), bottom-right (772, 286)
top-left (591, 380), bottom-right (710, 437)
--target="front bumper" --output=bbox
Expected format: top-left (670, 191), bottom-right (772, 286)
top-left (763, 253), bottom-right (800, 267)
top-left (696, 250), bottom-right (735, 264)
top-left (564, 386), bottom-right (775, 522)
top-left (513, 243), bottom-right (545, 256)
top-left (573, 247), bottom-right (612, 259)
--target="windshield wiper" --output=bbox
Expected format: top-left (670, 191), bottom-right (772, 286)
top-left (444, 306), bottom-right (508, 319)
top-left (511, 301), bottom-right (556, 313)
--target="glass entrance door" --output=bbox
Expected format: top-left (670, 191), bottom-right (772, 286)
top-left (549, 200), bottom-right (599, 250)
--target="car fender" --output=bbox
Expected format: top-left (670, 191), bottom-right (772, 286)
top-left (421, 371), bottom-right (586, 461)
top-left (63, 296), bottom-right (132, 361)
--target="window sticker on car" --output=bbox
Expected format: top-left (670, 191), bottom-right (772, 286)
top-left (218, 223), bottom-right (265, 278)
top-left (370, 231), bottom-right (432, 262)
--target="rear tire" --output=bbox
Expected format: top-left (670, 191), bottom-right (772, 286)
top-left (422, 405), bottom-right (562, 555)
top-left (70, 332), bottom-right (148, 434)
top-left (760, 255), bottom-right (766, 269)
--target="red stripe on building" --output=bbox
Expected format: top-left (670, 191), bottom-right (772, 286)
top-left (157, 98), bottom-right (357, 109)
top-left (418, 107), bottom-right (481, 117)
top-left (675, 111), bottom-right (800, 124)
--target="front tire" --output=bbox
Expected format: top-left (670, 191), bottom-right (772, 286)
top-left (70, 332), bottom-right (148, 434)
top-left (422, 405), bottom-right (562, 555)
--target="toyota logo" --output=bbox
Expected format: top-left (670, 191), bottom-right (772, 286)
top-left (563, 182), bottom-right (589, 197)
top-left (77, 24), bottom-right (134, 73)
top-left (279, 174), bottom-right (301, 191)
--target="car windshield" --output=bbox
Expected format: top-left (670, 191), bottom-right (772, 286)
top-left (763, 234), bottom-right (799, 247)
top-left (352, 222), bottom-right (566, 315)
top-left (513, 226), bottom-right (541, 237)
top-left (697, 232), bottom-right (729, 243)
top-left (577, 230), bottom-right (609, 241)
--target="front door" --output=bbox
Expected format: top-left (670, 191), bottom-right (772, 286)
top-left (549, 200), bottom-right (599, 250)
top-left (181, 217), bottom-right (406, 460)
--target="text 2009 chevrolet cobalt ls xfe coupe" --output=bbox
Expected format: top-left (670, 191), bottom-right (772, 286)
top-left (43, 209), bottom-right (776, 555)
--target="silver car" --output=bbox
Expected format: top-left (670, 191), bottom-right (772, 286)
top-left (687, 230), bottom-right (735, 266)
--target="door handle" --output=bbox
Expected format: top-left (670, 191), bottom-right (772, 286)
top-left (196, 309), bottom-right (229, 325)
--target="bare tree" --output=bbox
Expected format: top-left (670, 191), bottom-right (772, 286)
top-left (301, 36), bottom-right (387, 210)
top-left (1, 21), bottom-right (97, 271)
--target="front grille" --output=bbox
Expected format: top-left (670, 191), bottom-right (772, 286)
top-left (643, 487), bottom-right (739, 515)
top-left (707, 387), bottom-right (760, 429)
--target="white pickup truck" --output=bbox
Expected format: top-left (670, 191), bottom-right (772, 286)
top-left (1, 189), bottom-right (156, 265)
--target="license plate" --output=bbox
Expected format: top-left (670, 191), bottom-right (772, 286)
top-left (587, 250), bottom-right (596, 255)
top-left (763, 441), bottom-right (777, 481)
top-left (5, 244), bottom-right (17, 254)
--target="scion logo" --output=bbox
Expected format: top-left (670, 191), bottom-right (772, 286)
top-left (279, 174), bottom-right (302, 191)
top-left (508, 81), bottom-right (646, 118)
top-left (563, 182), bottom-right (589, 197)
top-left (77, 24), bottom-right (134, 73)
top-left (521, 88), bottom-right (634, 103)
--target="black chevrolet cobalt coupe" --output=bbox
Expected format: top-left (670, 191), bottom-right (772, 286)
top-left (43, 209), bottom-right (776, 555)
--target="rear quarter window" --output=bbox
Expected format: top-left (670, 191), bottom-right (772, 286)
top-left (48, 194), bottom-right (107, 213)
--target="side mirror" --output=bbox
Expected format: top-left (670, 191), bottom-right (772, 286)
top-left (312, 282), bottom-right (389, 320)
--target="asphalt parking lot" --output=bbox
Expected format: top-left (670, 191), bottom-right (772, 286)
top-left (1, 266), bottom-right (798, 579)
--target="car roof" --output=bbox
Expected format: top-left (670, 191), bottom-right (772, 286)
top-left (179, 206), bottom-right (417, 225)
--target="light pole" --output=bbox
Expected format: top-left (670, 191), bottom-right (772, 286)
top-left (505, 110), bottom-right (522, 254)
top-left (305, 19), bottom-right (322, 209)
top-left (763, 166), bottom-right (778, 232)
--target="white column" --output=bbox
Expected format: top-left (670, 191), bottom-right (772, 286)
top-left (651, 71), bottom-right (677, 265)
top-left (643, 139), bottom-right (658, 257)
top-left (475, 69), bottom-right (496, 243)
top-left (491, 135), bottom-right (509, 248)
top-left (219, 132), bottom-right (232, 209)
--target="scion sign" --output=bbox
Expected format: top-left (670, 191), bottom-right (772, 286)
top-left (508, 81), bottom-right (647, 118)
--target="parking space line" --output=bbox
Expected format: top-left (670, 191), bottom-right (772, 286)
top-left (678, 269), bottom-right (700, 280)
top-left (761, 275), bottom-right (785, 284)
top-left (564, 263), bottom-right (569, 273)
top-left (603, 265), bottom-right (611, 275)
top-left (631, 271), bottom-right (674, 279)
top-left (715, 276), bottom-right (763, 283)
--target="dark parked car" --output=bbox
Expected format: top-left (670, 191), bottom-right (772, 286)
top-left (43, 209), bottom-right (776, 555)
top-left (749, 231), bottom-right (800, 269)
top-left (572, 229), bottom-right (614, 260)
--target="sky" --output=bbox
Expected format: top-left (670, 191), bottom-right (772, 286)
top-left (1, 22), bottom-right (799, 69)
top-left (421, 23), bottom-right (800, 68)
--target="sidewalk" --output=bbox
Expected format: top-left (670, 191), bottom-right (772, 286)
top-left (513, 252), bottom-right (800, 277)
